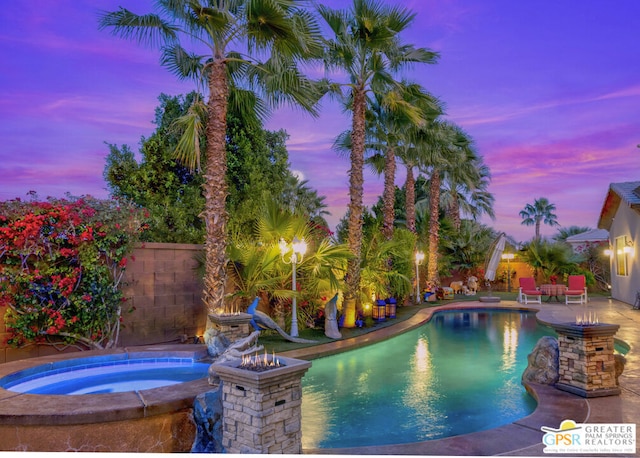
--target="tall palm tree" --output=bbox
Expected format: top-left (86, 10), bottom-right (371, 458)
top-left (414, 120), bottom-right (467, 284)
top-left (99, 1), bottom-right (324, 319)
top-left (396, 143), bottom-right (423, 234)
top-left (366, 84), bottom-right (441, 239)
top-left (318, 0), bottom-right (438, 307)
top-left (519, 197), bottom-right (559, 241)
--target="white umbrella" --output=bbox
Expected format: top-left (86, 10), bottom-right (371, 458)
top-left (484, 233), bottom-right (506, 282)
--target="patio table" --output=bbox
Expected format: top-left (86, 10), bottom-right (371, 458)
top-left (540, 284), bottom-right (566, 302)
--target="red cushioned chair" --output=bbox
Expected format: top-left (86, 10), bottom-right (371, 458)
top-left (518, 277), bottom-right (542, 304)
top-left (565, 275), bottom-right (587, 304)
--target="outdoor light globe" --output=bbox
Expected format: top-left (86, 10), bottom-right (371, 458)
top-left (279, 238), bottom-right (288, 256)
top-left (292, 237), bottom-right (307, 257)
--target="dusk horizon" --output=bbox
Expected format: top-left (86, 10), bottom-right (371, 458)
top-left (2, 0), bottom-right (639, 243)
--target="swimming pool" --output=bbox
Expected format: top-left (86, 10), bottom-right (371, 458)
top-left (0, 357), bottom-right (211, 395)
top-left (302, 309), bottom-right (553, 449)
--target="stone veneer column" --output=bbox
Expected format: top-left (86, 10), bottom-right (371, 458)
top-left (551, 322), bottom-right (620, 398)
top-left (210, 356), bottom-right (311, 454)
top-left (209, 313), bottom-right (252, 343)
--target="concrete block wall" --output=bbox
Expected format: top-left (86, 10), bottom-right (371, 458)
top-left (120, 242), bottom-right (207, 347)
top-left (0, 242), bottom-right (207, 362)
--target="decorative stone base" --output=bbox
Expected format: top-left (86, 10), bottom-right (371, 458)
top-left (209, 313), bottom-right (252, 343)
top-left (552, 322), bottom-right (620, 398)
top-left (211, 356), bottom-right (311, 454)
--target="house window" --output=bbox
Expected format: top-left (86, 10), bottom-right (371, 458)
top-left (615, 236), bottom-right (629, 277)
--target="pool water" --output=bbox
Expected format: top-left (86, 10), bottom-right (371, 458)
top-left (302, 309), bottom-right (554, 449)
top-left (1, 358), bottom-right (210, 395)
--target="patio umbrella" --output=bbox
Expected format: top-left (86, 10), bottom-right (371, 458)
top-left (480, 233), bottom-right (506, 302)
top-left (484, 233), bottom-right (506, 282)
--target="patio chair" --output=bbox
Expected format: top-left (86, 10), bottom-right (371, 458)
top-left (518, 277), bottom-right (542, 304)
top-left (565, 275), bottom-right (587, 304)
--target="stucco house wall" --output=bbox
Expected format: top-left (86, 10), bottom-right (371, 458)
top-left (598, 181), bottom-right (640, 306)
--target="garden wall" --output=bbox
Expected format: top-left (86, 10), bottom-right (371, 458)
top-left (119, 242), bottom-right (207, 347)
top-left (0, 243), bottom-right (207, 363)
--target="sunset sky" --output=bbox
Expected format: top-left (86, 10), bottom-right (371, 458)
top-left (1, 1), bottom-right (639, 242)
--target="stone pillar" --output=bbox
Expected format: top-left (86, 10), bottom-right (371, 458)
top-left (552, 322), bottom-right (620, 398)
top-left (209, 313), bottom-right (252, 343)
top-left (210, 356), bottom-right (311, 454)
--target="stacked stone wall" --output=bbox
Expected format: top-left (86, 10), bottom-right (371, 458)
top-left (209, 314), bottom-right (252, 343)
top-left (558, 334), bottom-right (617, 391)
top-left (221, 372), bottom-right (304, 453)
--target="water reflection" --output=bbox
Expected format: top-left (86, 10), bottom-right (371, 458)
top-left (302, 310), bottom-right (551, 449)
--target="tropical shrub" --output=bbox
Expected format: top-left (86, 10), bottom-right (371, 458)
top-left (0, 196), bottom-right (146, 350)
top-left (520, 240), bottom-right (584, 283)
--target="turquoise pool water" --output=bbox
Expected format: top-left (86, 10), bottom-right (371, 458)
top-left (301, 309), bottom-right (553, 448)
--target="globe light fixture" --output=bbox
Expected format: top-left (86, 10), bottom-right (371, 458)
top-left (279, 236), bottom-right (307, 337)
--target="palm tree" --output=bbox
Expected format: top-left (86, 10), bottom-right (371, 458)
top-left (396, 143), bottom-right (423, 234)
top-left (519, 197), bottom-right (560, 241)
top-left (318, 0), bottom-right (438, 307)
top-left (553, 225), bottom-right (591, 242)
top-left (99, 1), bottom-right (324, 319)
top-left (366, 84), bottom-right (441, 239)
top-left (440, 147), bottom-right (495, 231)
top-left (415, 120), bottom-right (469, 284)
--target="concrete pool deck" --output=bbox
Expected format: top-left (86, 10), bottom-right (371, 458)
top-left (283, 297), bottom-right (640, 456)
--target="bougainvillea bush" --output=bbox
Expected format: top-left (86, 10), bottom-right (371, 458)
top-left (0, 195), bottom-right (147, 350)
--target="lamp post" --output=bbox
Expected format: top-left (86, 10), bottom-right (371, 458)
top-left (279, 236), bottom-right (307, 337)
top-left (501, 253), bottom-right (514, 292)
top-left (415, 251), bottom-right (425, 304)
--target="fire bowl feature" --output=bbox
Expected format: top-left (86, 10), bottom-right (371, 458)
top-left (239, 350), bottom-right (284, 372)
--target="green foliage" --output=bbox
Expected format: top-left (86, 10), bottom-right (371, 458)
top-left (227, 201), bottom-right (351, 326)
top-left (553, 225), bottom-right (592, 242)
top-left (521, 240), bottom-right (583, 282)
top-left (104, 93), bottom-right (205, 243)
top-left (104, 93), bottom-right (330, 243)
top-left (359, 224), bottom-right (413, 304)
top-left (440, 220), bottom-right (498, 277)
top-left (226, 114), bottom-right (292, 234)
top-left (0, 196), bottom-right (146, 349)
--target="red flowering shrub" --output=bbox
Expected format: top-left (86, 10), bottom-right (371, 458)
top-left (0, 195), bottom-right (146, 349)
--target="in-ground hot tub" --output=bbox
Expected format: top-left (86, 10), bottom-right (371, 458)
top-left (0, 345), bottom-right (212, 452)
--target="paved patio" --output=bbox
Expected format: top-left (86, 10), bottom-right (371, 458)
top-left (284, 296), bottom-right (640, 456)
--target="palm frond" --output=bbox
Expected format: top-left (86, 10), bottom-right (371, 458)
top-left (161, 44), bottom-right (205, 81)
top-left (98, 8), bottom-right (179, 47)
top-left (172, 97), bottom-right (207, 171)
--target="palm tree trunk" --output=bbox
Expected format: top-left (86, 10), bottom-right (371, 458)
top-left (450, 194), bottom-right (461, 231)
top-left (345, 86), bottom-right (366, 309)
top-left (427, 169), bottom-right (441, 284)
top-left (203, 60), bottom-right (230, 318)
top-left (382, 146), bottom-right (396, 239)
top-left (405, 165), bottom-right (416, 233)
